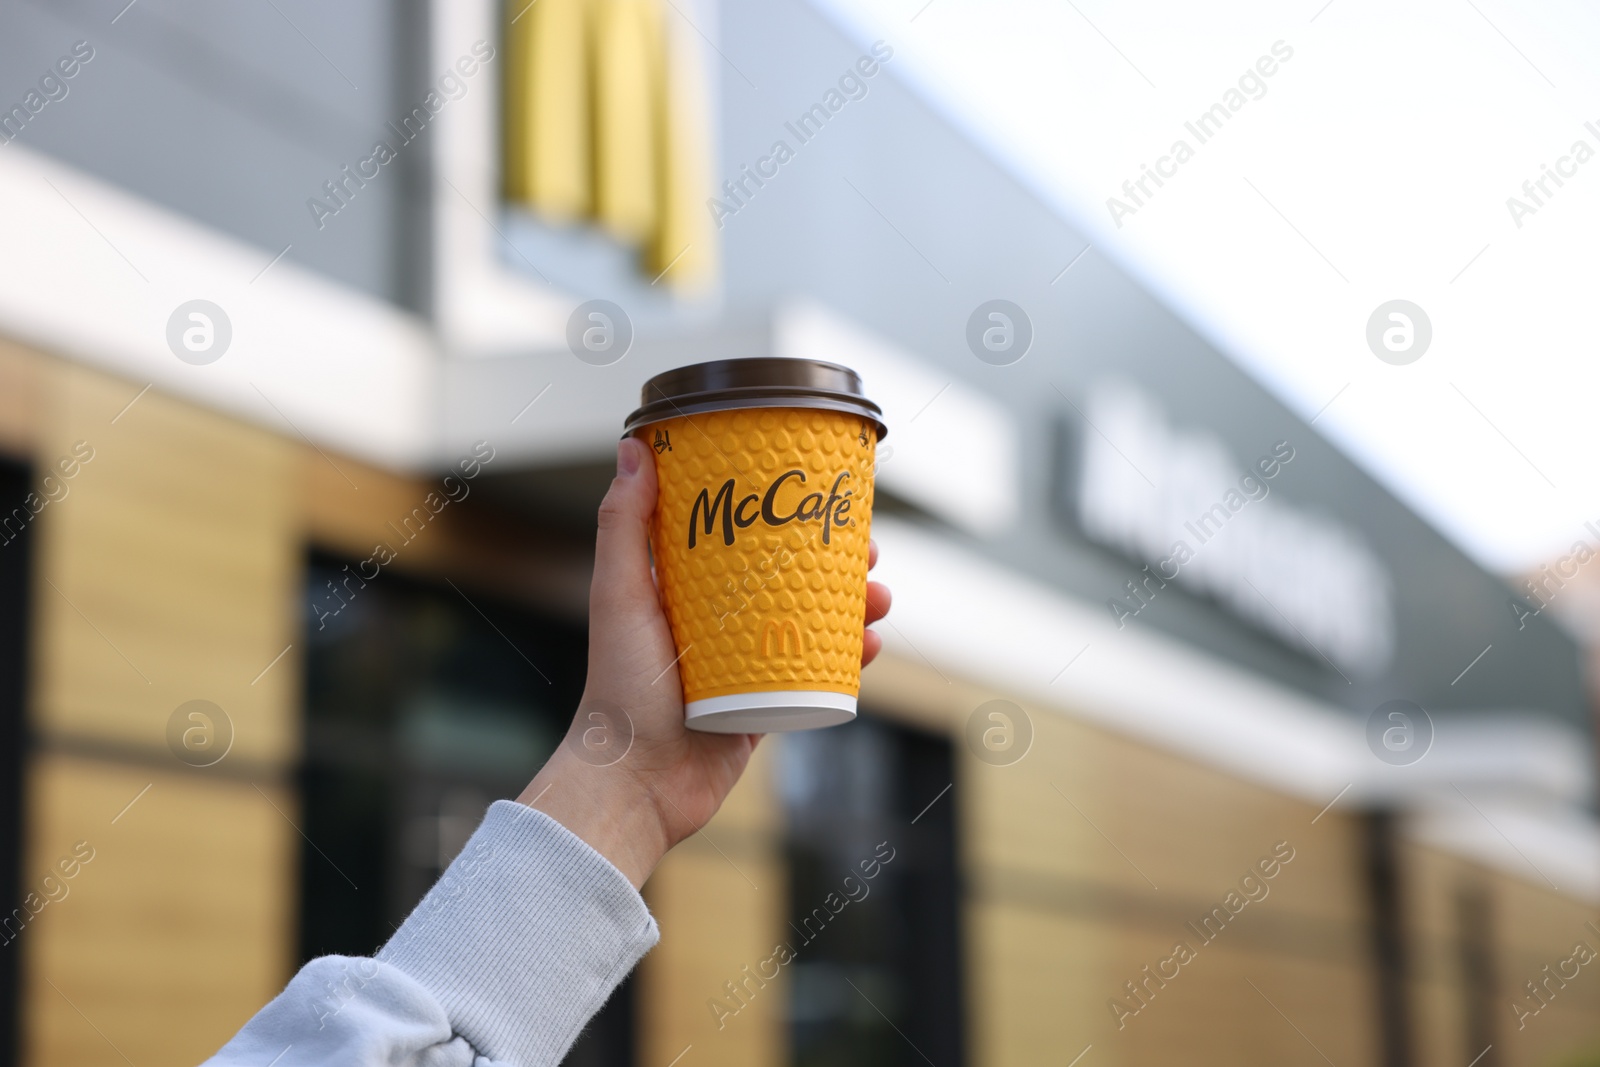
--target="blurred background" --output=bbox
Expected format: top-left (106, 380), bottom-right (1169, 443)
top-left (0, 1), bottom-right (1597, 1065)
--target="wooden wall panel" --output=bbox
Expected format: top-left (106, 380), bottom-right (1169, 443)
top-left (964, 905), bottom-right (1107, 1067)
top-left (1403, 844), bottom-right (1481, 1067)
top-left (906, 657), bottom-right (1380, 1067)
top-left (15, 360), bottom-right (301, 1067)
top-left (31, 364), bottom-right (299, 767)
top-left (1491, 869), bottom-right (1600, 1067)
top-left (639, 739), bottom-right (786, 1067)
top-left (0, 337), bottom-right (43, 460)
top-left (1400, 840), bottom-right (1600, 1067)
top-left (19, 754), bottom-right (295, 1067)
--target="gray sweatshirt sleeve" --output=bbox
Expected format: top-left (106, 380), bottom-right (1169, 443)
top-left (200, 800), bottom-right (660, 1067)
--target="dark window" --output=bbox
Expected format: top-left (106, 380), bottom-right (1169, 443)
top-left (1363, 810), bottom-right (1413, 1067)
top-left (1455, 880), bottom-right (1498, 1067)
top-left (779, 715), bottom-right (965, 1067)
top-left (0, 460), bottom-right (32, 1067)
top-left (299, 551), bottom-right (633, 1065)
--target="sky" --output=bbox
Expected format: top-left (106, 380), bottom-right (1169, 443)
top-left (812, 0), bottom-right (1600, 573)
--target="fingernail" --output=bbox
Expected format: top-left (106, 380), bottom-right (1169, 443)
top-left (617, 438), bottom-right (641, 476)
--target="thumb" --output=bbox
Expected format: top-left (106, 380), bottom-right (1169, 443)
top-left (592, 437), bottom-right (660, 617)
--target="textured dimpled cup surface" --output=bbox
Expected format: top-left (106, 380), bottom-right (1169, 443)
top-left (625, 359), bottom-right (885, 733)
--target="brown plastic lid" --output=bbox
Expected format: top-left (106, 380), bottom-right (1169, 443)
top-left (623, 357), bottom-right (888, 439)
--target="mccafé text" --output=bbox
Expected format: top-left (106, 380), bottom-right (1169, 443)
top-left (689, 469), bottom-right (856, 549)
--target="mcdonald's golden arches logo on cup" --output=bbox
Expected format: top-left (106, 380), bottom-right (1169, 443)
top-left (624, 358), bottom-right (887, 732)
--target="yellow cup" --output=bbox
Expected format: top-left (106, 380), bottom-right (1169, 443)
top-left (624, 359), bottom-right (887, 732)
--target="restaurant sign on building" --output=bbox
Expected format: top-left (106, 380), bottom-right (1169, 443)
top-left (1071, 380), bottom-right (1396, 677)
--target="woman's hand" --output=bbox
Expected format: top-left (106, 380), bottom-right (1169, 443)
top-left (517, 437), bottom-right (890, 888)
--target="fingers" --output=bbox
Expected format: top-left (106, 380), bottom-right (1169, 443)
top-left (592, 438), bottom-right (660, 617)
top-left (862, 579), bottom-right (890, 666)
top-left (863, 538), bottom-right (888, 667)
top-left (862, 628), bottom-right (883, 666)
top-left (865, 581), bottom-right (891, 625)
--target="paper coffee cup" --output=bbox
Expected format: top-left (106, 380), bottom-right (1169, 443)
top-left (624, 358), bottom-right (887, 733)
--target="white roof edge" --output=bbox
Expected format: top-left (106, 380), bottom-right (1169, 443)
top-left (0, 144), bottom-right (439, 470)
top-left (1409, 801), bottom-right (1600, 904)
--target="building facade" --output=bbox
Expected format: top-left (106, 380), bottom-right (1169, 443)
top-left (0, 2), bottom-right (1596, 1066)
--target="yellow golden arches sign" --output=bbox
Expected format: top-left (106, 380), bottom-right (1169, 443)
top-left (503, 0), bottom-right (716, 292)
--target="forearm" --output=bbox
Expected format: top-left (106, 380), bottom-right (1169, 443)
top-left (517, 743), bottom-right (672, 890)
